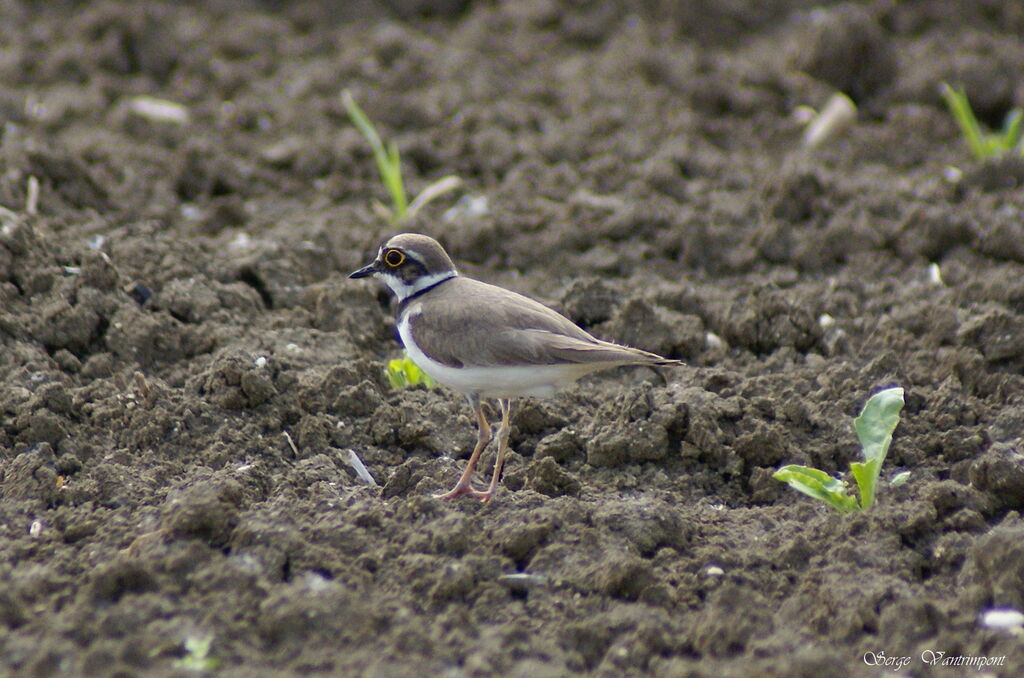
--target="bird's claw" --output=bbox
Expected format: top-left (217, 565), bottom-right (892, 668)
top-left (433, 484), bottom-right (494, 502)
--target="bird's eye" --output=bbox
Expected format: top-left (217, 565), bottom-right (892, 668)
top-left (383, 249), bottom-right (405, 267)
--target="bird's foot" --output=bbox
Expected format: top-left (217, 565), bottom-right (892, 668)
top-left (433, 483), bottom-right (494, 502)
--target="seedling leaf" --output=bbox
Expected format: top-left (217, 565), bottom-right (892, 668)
top-left (849, 460), bottom-right (876, 510)
top-left (342, 90), bottom-right (407, 221)
top-left (940, 83), bottom-right (1024, 161)
top-left (773, 386), bottom-right (905, 513)
top-left (387, 351), bottom-right (436, 389)
top-left (940, 83), bottom-right (987, 160)
top-left (342, 89), bottom-right (460, 224)
top-left (384, 140), bottom-right (407, 216)
top-left (387, 358), bottom-right (408, 388)
top-left (1000, 109), bottom-right (1023, 151)
top-left (173, 633), bottom-right (220, 671)
top-left (852, 387), bottom-right (904, 509)
top-left (772, 465), bottom-right (859, 513)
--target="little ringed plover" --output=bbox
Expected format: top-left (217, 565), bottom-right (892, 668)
top-left (350, 233), bottom-right (683, 502)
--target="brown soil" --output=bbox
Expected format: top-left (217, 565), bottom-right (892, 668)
top-left (2, 1), bottom-right (1024, 676)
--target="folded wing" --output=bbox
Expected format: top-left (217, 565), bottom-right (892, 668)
top-left (407, 278), bottom-right (683, 368)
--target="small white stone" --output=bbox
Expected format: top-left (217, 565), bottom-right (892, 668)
top-left (29, 520), bottom-right (43, 537)
top-left (128, 95), bottom-right (190, 125)
top-left (301, 571), bottom-right (331, 593)
top-left (705, 332), bottom-right (725, 350)
top-left (705, 565), bottom-right (725, 577)
top-left (803, 92), bottom-right (857, 149)
top-left (254, 356), bottom-right (267, 369)
top-left (980, 608), bottom-right (1024, 630)
top-left (927, 262), bottom-right (944, 286)
top-left (228, 233), bottom-right (254, 250)
top-left (818, 313), bottom-right (836, 328)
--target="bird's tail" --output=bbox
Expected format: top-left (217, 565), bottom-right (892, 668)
top-left (592, 339), bottom-right (684, 367)
top-left (648, 357), bottom-right (686, 367)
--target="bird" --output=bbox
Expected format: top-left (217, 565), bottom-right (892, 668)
top-left (349, 233), bottom-right (683, 502)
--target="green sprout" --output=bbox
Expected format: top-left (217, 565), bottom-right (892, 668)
top-left (940, 83), bottom-right (1023, 161)
top-left (387, 350), bottom-right (436, 389)
top-left (773, 387), bottom-right (905, 513)
top-left (341, 90), bottom-right (461, 224)
top-left (173, 633), bottom-right (220, 672)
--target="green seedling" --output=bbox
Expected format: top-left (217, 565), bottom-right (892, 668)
top-left (773, 386), bottom-right (905, 513)
top-left (341, 90), bottom-right (461, 224)
top-left (387, 350), bottom-right (436, 389)
top-left (940, 83), bottom-right (1023, 161)
top-left (173, 633), bottom-right (220, 672)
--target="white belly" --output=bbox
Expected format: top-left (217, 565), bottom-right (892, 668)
top-left (397, 313), bottom-right (597, 398)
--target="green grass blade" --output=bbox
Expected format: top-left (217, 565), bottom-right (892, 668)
top-left (342, 90), bottom-right (385, 158)
top-left (342, 90), bottom-right (407, 222)
top-left (852, 387), bottom-right (904, 509)
top-left (341, 89), bottom-right (462, 224)
top-left (384, 141), bottom-right (407, 218)
top-left (773, 465), bottom-right (859, 513)
top-left (940, 83), bottom-right (988, 160)
top-left (1001, 109), bottom-right (1023, 152)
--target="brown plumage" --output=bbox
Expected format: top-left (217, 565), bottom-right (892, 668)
top-left (402, 275), bottom-right (679, 370)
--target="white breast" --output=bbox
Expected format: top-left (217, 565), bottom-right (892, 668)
top-left (397, 309), bottom-right (598, 399)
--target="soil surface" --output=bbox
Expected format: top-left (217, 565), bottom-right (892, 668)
top-left (2, 1), bottom-right (1024, 676)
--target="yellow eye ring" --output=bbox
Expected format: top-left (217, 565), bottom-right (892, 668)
top-left (383, 249), bottom-right (405, 267)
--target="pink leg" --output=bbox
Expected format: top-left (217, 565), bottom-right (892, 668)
top-left (433, 396), bottom-right (491, 500)
top-left (477, 398), bottom-right (512, 503)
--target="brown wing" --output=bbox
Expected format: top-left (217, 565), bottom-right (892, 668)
top-left (406, 277), bottom-right (681, 368)
top-left (510, 330), bottom-right (682, 366)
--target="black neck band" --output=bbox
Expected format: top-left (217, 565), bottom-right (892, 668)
top-left (396, 273), bottom-right (456, 314)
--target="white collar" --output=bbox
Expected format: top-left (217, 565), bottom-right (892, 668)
top-left (381, 271), bottom-right (456, 302)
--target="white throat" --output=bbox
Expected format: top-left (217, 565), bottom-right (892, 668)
top-left (380, 271), bottom-right (456, 302)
